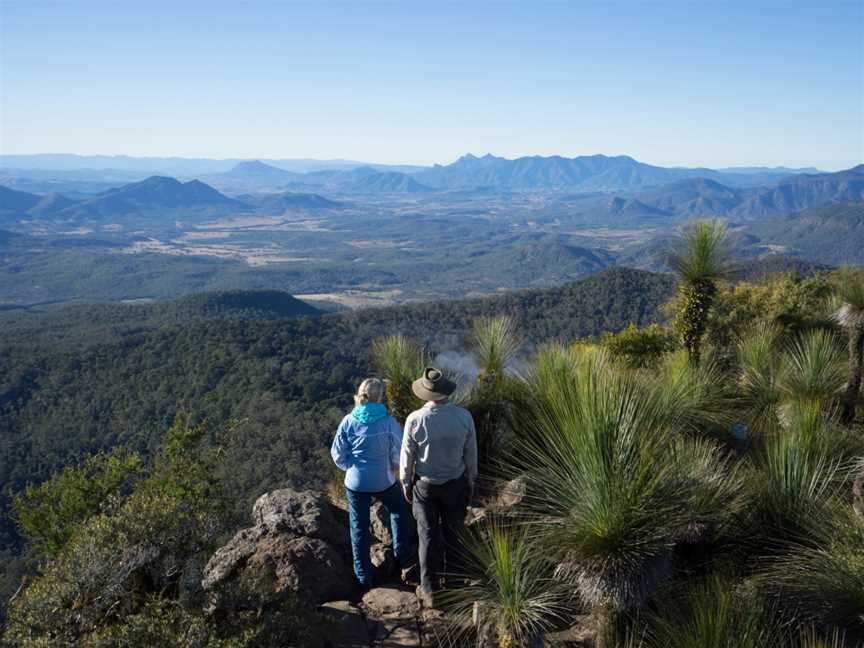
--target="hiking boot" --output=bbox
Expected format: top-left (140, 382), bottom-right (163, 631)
top-left (415, 585), bottom-right (435, 609)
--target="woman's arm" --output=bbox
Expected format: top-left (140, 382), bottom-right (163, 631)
top-left (388, 417), bottom-right (403, 469)
top-left (330, 418), bottom-right (352, 471)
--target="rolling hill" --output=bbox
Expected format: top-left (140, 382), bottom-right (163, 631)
top-left (253, 191), bottom-right (345, 212)
top-left (736, 165), bottom-right (864, 217)
top-left (51, 176), bottom-right (249, 221)
top-left (746, 202), bottom-right (864, 265)
top-left (289, 166), bottom-right (433, 194)
top-left (0, 186), bottom-right (41, 213)
top-left (636, 178), bottom-right (745, 217)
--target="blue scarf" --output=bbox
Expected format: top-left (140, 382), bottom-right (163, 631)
top-left (350, 402), bottom-right (388, 425)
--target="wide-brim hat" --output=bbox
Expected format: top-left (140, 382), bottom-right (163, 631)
top-left (412, 367), bottom-right (456, 401)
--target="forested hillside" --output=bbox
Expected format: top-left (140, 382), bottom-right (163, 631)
top-left (0, 267), bottom-right (674, 608)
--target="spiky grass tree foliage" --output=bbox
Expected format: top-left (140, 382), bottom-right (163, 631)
top-left (440, 519), bottom-right (568, 648)
top-left (737, 327), bottom-right (845, 436)
top-left (833, 267), bottom-right (864, 424)
top-left (370, 334), bottom-right (427, 424)
top-left (470, 316), bottom-right (521, 385)
top-left (758, 505), bottom-right (864, 643)
top-left (642, 576), bottom-right (785, 648)
top-left (467, 316), bottom-right (523, 469)
top-left (780, 329), bottom-right (846, 415)
top-left (667, 220), bottom-right (733, 366)
top-left (737, 322), bottom-right (785, 437)
top-left (751, 403), bottom-right (846, 544)
top-left (648, 350), bottom-right (736, 437)
top-left (513, 347), bottom-right (743, 643)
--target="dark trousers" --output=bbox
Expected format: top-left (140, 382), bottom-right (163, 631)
top-left (412, 474), bottom-right (468, 593)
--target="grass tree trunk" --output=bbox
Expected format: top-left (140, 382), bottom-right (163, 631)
top-left (677, 279), bottom-right (716, 366)
top-left (841, 326), bottom-right (864, 424)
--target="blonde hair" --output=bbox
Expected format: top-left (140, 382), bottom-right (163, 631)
top-left (354, 377), bottom-right (385, 406)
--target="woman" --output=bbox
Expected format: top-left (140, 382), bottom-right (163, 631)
top-left (331, 378), bottom-right (415, 589)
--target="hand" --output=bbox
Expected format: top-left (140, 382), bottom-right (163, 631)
top-left (465, 486), bottom-right (474, 506)
top-left (403, 484), bottom-right (413, 504)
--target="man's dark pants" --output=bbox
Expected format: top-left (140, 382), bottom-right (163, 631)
top-left (411, 473), bottom-right (468, 593)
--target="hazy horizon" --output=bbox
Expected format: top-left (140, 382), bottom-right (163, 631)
top-left (2, 1), bottom-right (862, 170)
top-left (0, 150), bottom-right (845, 173)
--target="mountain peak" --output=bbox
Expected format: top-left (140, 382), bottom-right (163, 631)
top-left (228, 160), bottom-right (288, 175)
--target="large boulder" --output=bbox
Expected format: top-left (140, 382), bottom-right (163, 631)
top-left (202, 489), bottom-right (353, 606)
top-left (252, 489), bottom-right (344, 541)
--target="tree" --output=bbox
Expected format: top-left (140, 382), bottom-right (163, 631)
top-left (666, 220), bottom-right (733, 365)
top-left (370, 334), bottom-right (427, 425)
top-left (833, 268), bottom-right (864, 424)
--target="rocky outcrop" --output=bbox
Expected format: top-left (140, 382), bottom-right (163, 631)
top-left (202, 482), bottom-right (541, 646)
top-left (202, 489), bottom-right (353, 605)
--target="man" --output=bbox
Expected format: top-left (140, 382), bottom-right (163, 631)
top-left (399, 367), bottom-right (477, 608)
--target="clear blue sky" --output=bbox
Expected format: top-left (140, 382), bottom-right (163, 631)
top-left (1, 1), bottom-right (862, 169)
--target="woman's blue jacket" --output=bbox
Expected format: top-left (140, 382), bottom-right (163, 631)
top-left (331, 404), bottom-right (404, 493)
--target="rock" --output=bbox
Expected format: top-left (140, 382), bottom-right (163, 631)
top-left (545, 616), bottom-right (596, 645)
top-left (320, 601), bottom-right (371, 648)
top-left (248, 535), bottom-right (352, 603)
top-left (420, 608), bottom-right (450, 647)
top-left (204, 530), bottom-right (351, 604)
top-left (495, 476), bottom-right (526, 509)
top-left (371, 500), bottom-right (393, 545)
top-left (252, 489), bottom-right (342, 541)
top-left (362, 586), bottom-right (421, 618)
top-left (377, 620), bottom-right (420, 647)
top-left (371, 542), bottom-right (394, 570)
top-left (465, 505), bottom-right (487, 526)
top-left (201, 525), bottom-right (267, 590)
top-left (203, 489), bottom-right (355, 606)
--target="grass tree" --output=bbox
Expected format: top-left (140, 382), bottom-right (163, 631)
top-left (758, 504), bottom-right (864, 644)
top-left (467, 316), bottom-right (523, 468)
top-left (513, 348), bottom-right (743, 645)
top-left (440, 519), bottom-right (568, 648)
top-left (470, 316), bottom-right (521, 385)
top-left (667, 220), bottom-right (733, 366)
top-left (737, 327), bottom-right (845, 436)
top-left (833, 267), bottom-right (864, 424)
top-left (749, 401), bottom-right (847, 546)
top-left (370, 333), bottom-right (427, 424)
top-left (642, 576), bottom-right (784, 648)
top-left (648, 349), bottom-right (736, 437)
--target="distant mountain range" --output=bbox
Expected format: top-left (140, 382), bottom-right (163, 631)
top-left (2, 158), bottom-right (861, 229)
top-left (0, 154), bottom-right (425, 175)
top-left (1, 152), bottom-right (844, 196)
top-left (599, 165), bottom-right (864, 220)
top-left (410, 153), bottom-right (826, 191)
top-left (0, 176), bottom-right (348, 224)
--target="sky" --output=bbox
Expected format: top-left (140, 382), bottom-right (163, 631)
top-left (1, 1), bottom-right (862, 170)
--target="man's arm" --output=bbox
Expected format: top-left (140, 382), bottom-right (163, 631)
top-left (463, 411), bottom-right (478, 491)
top-left (388, 417), bottom-right (402, 471)
top-left (399, 415), bottom-right (417, 501)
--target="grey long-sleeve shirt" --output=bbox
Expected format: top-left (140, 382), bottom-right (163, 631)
top-left (399, 401), bottom-right (478, 490)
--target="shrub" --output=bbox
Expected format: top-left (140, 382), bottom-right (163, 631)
top-left (4, 418), bottom-right (228, 646)
top-left (600, 323), bottom-right (677, 369)
top-left (12, 448), bottom-right (143, 558)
